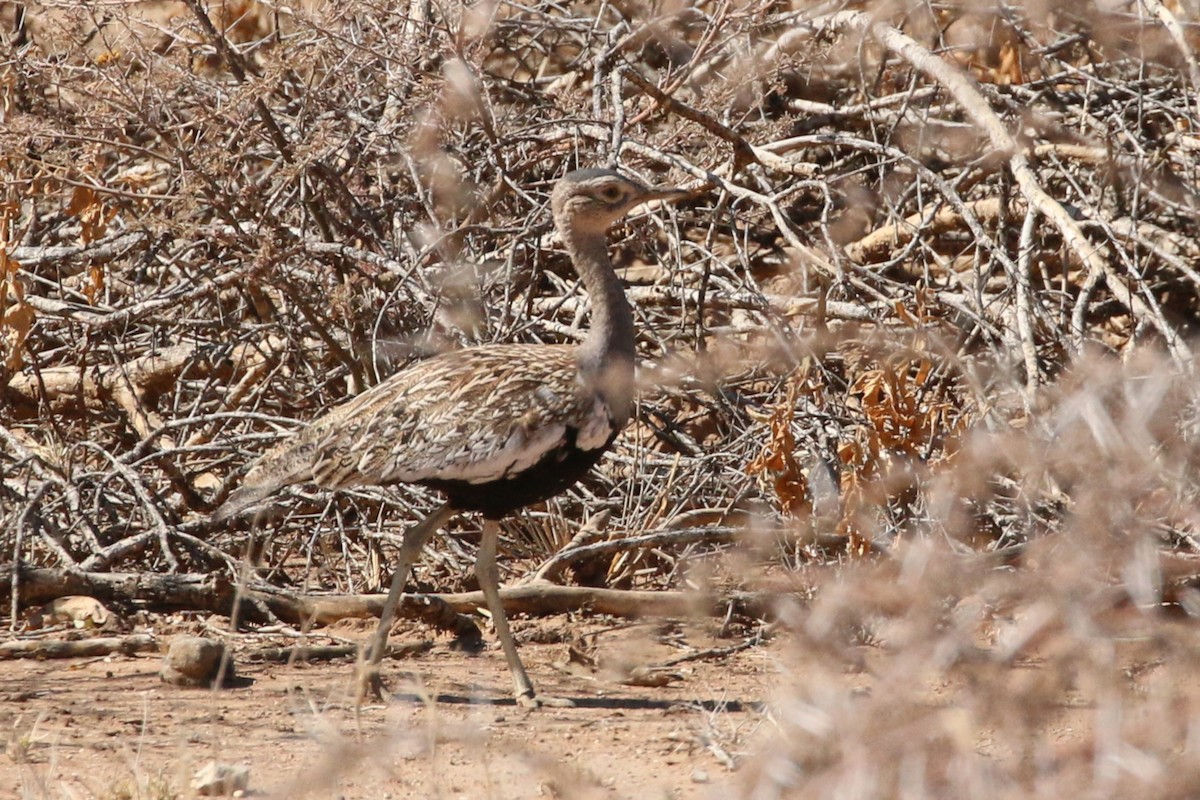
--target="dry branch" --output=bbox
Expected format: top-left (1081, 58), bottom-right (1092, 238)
top-left (3, 566), bottom-right (763, 628)
top-left (5, 340), bottom-right (277, 415)
top-left (0, 633), bottom-right (158, 660)
top-left (845, 197), bottom-right (1024, 265)
top-left (824, 9), bottom-right (1192, 362)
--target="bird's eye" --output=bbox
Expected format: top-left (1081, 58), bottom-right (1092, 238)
top-left (598, 185), bottom-right (624, 202)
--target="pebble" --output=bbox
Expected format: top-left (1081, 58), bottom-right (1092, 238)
top-left (191, 761), bottom-right (250, 796)
top-left (159, 637), bottom-right (230, 687)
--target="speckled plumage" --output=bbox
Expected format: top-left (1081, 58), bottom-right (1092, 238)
top-left (218, 344), bottom-right (619, 519)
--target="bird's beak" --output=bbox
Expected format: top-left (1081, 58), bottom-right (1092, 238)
top-left (632, 185), bottom-right (691, 214)
top-left (645, 186), bottom-right (691, 204)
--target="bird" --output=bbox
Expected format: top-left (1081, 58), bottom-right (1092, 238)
top-left (212, 167), bottom-right (689, 707)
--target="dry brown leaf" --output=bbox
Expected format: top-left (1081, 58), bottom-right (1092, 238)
top-left (0, 226), bottom-right (35, 370)
top-left (68, 185), bottom-right (116, 246)
top-left (747, 365), bottom-right (812, 516)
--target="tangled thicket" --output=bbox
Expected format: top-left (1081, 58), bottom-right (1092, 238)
top-left (4, 1), bottom-right (1200, 793)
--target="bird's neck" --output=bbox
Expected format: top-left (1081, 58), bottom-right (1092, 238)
top-left (566, 229), bottom-right (636, 425)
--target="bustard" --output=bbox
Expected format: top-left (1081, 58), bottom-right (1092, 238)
top-left (213, 168), bottom-right (688, 707)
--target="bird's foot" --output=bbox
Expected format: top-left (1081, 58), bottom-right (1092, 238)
top-left (516, 691), bottom-right (574, 709)
top-left (356, 663), bottom-right (389, 704)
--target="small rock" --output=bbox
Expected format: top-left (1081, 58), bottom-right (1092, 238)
top-left (691, 769), bottom-right (710, 784)
top-left (191, 761), bottom-right (250, 796)
top-left (160, 637), bottom-right (230, 687)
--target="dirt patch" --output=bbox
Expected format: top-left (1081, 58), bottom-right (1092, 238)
top-left (1, 622), bottom-right (774, 799)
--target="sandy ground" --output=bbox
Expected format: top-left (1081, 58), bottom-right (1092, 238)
top-left (1, 619), bottom-right (774, 799)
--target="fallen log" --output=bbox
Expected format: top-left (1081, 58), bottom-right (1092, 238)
top-left (2, 566), bottom-right (771, 630)
top-left (0, 633), bottom-right (158, 660)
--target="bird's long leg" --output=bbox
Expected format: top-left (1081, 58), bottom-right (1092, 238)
top-left (476, 520), bottom-right (575, 709)
top-left (363, 502), bottom-right (456, 696)
top-left (476, 519), bottom-right (537, 706)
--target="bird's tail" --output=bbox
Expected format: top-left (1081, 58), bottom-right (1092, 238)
top-left (211, 442), bottom-right (313, 522)
top-left (211, 413), bottom-right (342, 524)
top-left (210, 483), bottom-right (276, 523)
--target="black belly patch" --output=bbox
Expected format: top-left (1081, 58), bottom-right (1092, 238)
top-left (420, 427), bottom-right (614, 519)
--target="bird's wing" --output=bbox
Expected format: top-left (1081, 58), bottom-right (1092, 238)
top-left (246, 344), bottom-right (613, 496)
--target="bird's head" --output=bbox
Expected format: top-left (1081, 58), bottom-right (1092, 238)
top-left (551, 168), bottom-right (687, 235)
